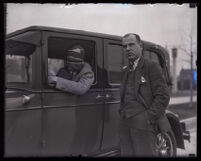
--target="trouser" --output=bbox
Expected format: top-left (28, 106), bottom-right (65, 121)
top-left (119, 113), bottom-right (158, 157)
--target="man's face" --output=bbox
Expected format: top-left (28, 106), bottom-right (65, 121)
top-left (122, 34), bottom-right (142, 61)
top-left (67, 62), bottom-right (84, 72)
top-left (65, 52), bottom-right (84, 73)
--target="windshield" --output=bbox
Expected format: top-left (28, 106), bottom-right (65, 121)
top-left (5, 31), bottom-right (39, 84)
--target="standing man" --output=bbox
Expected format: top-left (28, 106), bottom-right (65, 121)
top-left (119, 33), bottom-right (170, 157)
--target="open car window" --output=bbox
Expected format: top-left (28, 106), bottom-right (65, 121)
top-left (48, 58), bottom-right (64, 74)
top-left (47, 37), bottom-right (97, 84)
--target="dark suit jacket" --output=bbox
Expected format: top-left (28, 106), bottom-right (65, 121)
top-left (120, 57), bottom-right (170, 130)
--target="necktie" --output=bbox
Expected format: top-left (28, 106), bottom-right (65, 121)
top-left (129, 60), bottom-right (134, 71)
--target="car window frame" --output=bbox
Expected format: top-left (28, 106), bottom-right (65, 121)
top-left (41, 31), bottom-right (103, 90)
top-left (104, 39), bottom-right (124, 89)
top-left (143, 47), bottom-right (172, 86)
top-left (5, 30), bottom-right (42, 90)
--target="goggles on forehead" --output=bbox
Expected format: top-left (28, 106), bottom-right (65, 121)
top-left (65, 56), bottom-right (84, 68)
top-left (66, 55), bottom-right (83, 62)
top-left (68, 48), bottom-right (82, 53)
top-left (66, 62), bottom-right (84, 67)
top-left (67, 50), bottom-right (84, 59)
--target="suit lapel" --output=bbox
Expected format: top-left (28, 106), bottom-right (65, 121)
top-left (120, 67), bottom-right (129, 101)
top-left (134, 57), bottom-right (145, 95)
top-left (120, 58), bottom-right (145, 102)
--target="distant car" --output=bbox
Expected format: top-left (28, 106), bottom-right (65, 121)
top-left (5, 26), bottom-right (190, 157)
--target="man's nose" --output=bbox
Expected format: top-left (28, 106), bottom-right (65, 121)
top-left (126, 46), bottom-right (130, 51)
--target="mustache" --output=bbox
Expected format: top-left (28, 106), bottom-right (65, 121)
top-left (127, 54), bottom-right (135, 58)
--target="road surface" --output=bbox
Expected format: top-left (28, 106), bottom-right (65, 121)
top-left (169, 96), bottom-right (197, 105)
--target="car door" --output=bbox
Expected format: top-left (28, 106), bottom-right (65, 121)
top-left (101, 39), bottom-right (126, 152)
top-left (40, 31), bottom-right (105, 156)
top-left (5, 89), bottom-right (42, 157)
top-left (5, 31), bottom-right (43, 156)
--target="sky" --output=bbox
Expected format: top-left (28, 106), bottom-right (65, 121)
top-left (6, 3), bottom-right (197, 76)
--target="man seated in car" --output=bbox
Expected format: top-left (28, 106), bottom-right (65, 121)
top-left (48, 45), bottom-right (94, 95)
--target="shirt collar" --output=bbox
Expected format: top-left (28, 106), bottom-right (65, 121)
top-left (131, 56), bottom-right (141, 71)
top-left (134, 57), bottom-right (140, 68)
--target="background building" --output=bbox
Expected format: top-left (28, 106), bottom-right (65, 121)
top-left (177, 68), bottom-right (197, 90)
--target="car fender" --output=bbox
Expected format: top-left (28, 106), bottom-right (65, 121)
top-left (166, 110), bottom-right (185, 149)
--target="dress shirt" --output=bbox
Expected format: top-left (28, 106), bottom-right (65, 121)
top-left (129, 57), bottom-right (141, 71)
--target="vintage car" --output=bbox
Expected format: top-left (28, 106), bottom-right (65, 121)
top-left (5, 26), bottom-right (190, 157)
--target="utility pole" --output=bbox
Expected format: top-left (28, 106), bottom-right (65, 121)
top-left (189, 31), bottom-right (193, 108)
top-left (172, 48), bottom-right (178, 94)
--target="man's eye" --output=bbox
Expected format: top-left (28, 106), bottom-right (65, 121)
top-left (129, 43), bottom-right (135, 46)
top-left (123, 45), bottom-right (127, 49)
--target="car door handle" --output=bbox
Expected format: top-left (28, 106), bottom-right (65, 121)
top-left (96, 94), bottom-right (105, 100)
top-left (105, 94), bottom-right (111, 99)
top-left (22, 94), bottom-right (35, 104)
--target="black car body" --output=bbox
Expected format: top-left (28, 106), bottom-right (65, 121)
top-left (5, 26), bottom-right (190, 157)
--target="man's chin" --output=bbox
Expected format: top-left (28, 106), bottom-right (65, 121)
top-left (128, 57), bottom-right (136, 61)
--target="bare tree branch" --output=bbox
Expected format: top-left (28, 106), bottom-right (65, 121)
top-left (176, 45), bottom-right (191, 56)
top-left (181, 58), bottom-right (190, 63)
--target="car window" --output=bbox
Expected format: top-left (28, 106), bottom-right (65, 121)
top-left (107, 43), bottom-right (127, 85)
top-left (143, 50), bottom-right (160, 65)
top-left (5, 37), bottom-right (36, 84)
top-left (48, 58), bottom-right (64, 74)
top-left (47, 37), bottom-right (97, 85)
top-left (143, 49), bottom-right (172, 86)
top-left (106, 45), bottom-right (162, 85)
top-left (6, 55), bottom-right (33, 83)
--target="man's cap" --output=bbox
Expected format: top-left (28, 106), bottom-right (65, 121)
top-left (66, 45), bottom-right (85, 63)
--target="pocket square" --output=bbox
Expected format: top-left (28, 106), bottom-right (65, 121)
top-left (141, 76), bottom-right (146, 83)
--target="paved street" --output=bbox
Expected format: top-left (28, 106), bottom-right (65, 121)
top-left (169, 96), bottom-right (197, 105)
top-left (177, 117), bottom-right (197, 157)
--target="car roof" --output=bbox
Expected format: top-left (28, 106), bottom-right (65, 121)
top-left (6, 25), bottom-right (167, 53)
top-left (6, 25), bottom-right (122, 41)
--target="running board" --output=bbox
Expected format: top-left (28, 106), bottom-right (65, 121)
top-left (94, 149), bottom-right (120, 157)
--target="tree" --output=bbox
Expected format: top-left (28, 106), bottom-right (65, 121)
top-left (176, 17), bottom-right (197, 108)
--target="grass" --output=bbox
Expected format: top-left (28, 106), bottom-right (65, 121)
top-left (168, 102), bottom-right (197, 120)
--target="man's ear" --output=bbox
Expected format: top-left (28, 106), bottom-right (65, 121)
top-left (139, 43), bottom-right (143, 49)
